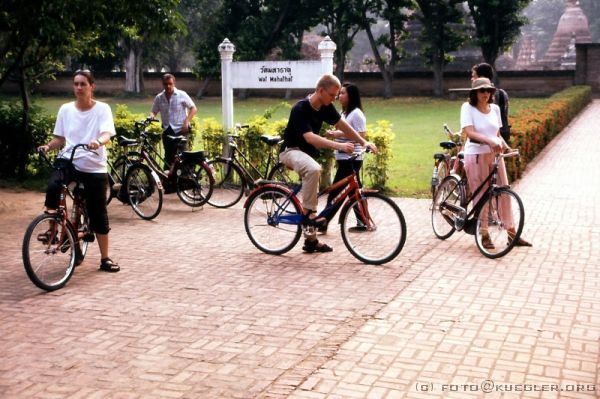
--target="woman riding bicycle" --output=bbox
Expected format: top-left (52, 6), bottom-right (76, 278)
top-left (460, 77), bottom-right (531, 248)
top-left (38, 69), bottom-right (120, 272)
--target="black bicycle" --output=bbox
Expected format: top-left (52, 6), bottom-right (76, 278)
top-left (431, 150), bottom-right (525, 258)
top-left (123, 118), bottom-right (213, 219)
top-left (22, 144), bottom-right (95, 291)
top-left (207, 123), bottom-right (300, 208)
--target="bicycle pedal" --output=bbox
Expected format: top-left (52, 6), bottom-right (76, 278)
top-left (82, 233), bottom-right (95, 242)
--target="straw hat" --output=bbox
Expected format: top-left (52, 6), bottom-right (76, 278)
top-left (471, 77), bottom-right (495, 92)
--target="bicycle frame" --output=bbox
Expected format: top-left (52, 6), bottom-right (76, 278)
top-left (218, 134), bottom-right (280, 184)
top-left (440, 152), bottom-right (511, 230)
top-left (250, 165), bottom-right (368, 228)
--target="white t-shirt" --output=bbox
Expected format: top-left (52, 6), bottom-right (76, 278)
top-left (460, 102), bottom-right (502, 155)
top-left (54, 101), bottom-right (116, 173)
top-left (335, 108), bottom-right (366, 160)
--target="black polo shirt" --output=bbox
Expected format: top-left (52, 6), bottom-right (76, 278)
top-left (282, 97), bottom-right (341, 159)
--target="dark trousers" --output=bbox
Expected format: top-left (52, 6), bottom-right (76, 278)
top-left (162, 126), bottom-right (189, 169)
top-left (45, 166), bottom-right (110, 234)
top-left (325, 159), bottom-right (363, 221)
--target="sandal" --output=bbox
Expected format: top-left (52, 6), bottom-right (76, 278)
top-left (302, 211), bottom-right (328, 229)
top-left (302, 239), bottom-right (333, 253)
top-left (99, 258), bottom-right (120, 273)
top-left (480, 233), bottom-right (495, 250)
top-left (508, 231), bottom-right (532, 247)
top-left (37, 230), bottom-right (58, 245)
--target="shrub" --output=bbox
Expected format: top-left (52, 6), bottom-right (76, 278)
top-left (0, 101), bottom-right (55, 178)
top-left (507, 86), bottom-right (592, 180)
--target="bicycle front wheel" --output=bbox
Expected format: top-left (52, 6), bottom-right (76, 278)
top-left (267, 162), bottom-right (301, 189)
top-left (475, 187), bottom-right (525, 259)
top-left (207, 159), bottom-right (245, 208)
top-left (340, 192), bottom-right (406, 265)
top-left (244, 186), bottom-right (302, 255)
top-left (125, 164), bottom-right (163, 220)
top-left (431, 176), bottom-right (460, 240)
top-left (22, 214), bottom-right (76, 291)
top-left (177, 161), bottom-right (213, 207)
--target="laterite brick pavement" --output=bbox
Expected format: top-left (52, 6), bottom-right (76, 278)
top-left (0, 101), bottom-right (598, 398)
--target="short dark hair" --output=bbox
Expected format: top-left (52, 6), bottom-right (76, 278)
top-left (73, 69), bottom-right (95, 84)
top-left (162, 73), bottom-right (175, 83)
top-left (342, 82), bottom-right (363, 115)
top-left (472, 63), bottom-right (494, 80)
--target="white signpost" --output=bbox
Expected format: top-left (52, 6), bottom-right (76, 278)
top-left (218, 36), bottom-right (337, 131)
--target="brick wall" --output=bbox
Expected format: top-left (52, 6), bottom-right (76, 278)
top-left (1, 70), bottom-right (576, 98)
top-left (576, 43), bottom-right (600, 94)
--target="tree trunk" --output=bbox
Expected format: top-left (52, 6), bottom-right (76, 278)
top-left (432, 57), bottom-right (444, 97)
top-left (17, 67), bottom-right (31, 178)
top-left (335, 50), bottom-right (345, 82)
top-left (364, 24), bottom-right (394, 98)
top-left (196, 77), bottom-right (211, 98)
top-left (125, 43), bottom-right (144, 94)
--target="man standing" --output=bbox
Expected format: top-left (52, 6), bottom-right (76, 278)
top-left (150, 73), bottom-right (197, 169)
top-left (280, 74), bottom-right (377, 253)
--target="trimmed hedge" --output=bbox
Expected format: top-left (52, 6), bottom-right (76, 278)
top-left (507, 86), bottom-right (592, 180)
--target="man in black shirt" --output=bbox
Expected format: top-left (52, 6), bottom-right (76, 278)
top-left (280, 74), bottom-right (377, 253)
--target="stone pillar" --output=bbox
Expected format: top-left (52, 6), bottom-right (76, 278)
top-left (318, 36), bottom-right (336, 75)
top-left (218, 38), bottom-right (235, 131)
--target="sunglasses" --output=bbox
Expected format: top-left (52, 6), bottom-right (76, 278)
top-left (477, 88), bottom-right (494, 94)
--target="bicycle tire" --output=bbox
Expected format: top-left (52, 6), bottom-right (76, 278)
top-left (74, 200), bottom-right (90, 266)
top-left (340, 192), bottom-right (406, 265)
top-left (176, 160), bottom-right (214, 207)
top-left (22, 213), bottom-right (76, 291)
top-left (244, 185), bottom-right (302, 255)
top-left (475, 187), bottom-right (525, 259)
top-left (267, 162), bottom-right (301, 189)
top-left (431, 175), bottom-right (460, 240)
top-left (106, 155), bottom-right (129, 205)
top-left (125, 163), bottom-right (163, 220)
top-left (207, 159), bottom-right (245, 208)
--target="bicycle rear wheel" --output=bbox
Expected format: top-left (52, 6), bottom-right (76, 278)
top-left (475, 187), bottom-right (525, 259)
top-left (244, 186), bottom-right (302, 255)
top-left (125, 164), bottom-right (163, 220)
top-left (267, 162), bottom-right (301, 189)
top-left (176, 160), bottom-right (213, 207)
top-left (207, 159), bottom-right (245, 208)
top-left (22, 214), bottom-right (76, 291)
top-left (431, 176), bottom-right (460, 239)
top-left (340, 192), bottom-right (406, 265)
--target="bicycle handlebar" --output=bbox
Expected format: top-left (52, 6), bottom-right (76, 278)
top-left (38, 143), bottom-right (95, 169)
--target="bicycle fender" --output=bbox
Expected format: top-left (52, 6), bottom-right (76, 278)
top-left (243, 183), bottom-right (301, 210)
top-left (149, 170), bottom-right (163, 191)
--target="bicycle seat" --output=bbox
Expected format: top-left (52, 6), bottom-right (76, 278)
top-left (439, 141), bottom-right (457, 150)
top-left (166, 135), bottom-right (188, 144)
top-left (117, 136), bottom-right (138, 147)
top-left (259, 135), bottom-right (282, 146)
top-left (181, 151), bottom-right (205, 163)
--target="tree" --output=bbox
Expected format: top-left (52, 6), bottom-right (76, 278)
top-left (358, 0), bottom-right (415, 98)
top-left (114, 0), bottom-right (184, 93)
top-left (466, 0), bottom-right (532, 70)
top-left (318, 1), bottom-right (364, 81)
top-left (194, 0), bottom-right (321, 97)
top-left (414, 0), bottom-right (466, 97)
top-left (580, 0), bottom-right (600, 42)
top-left (0, 0), bottom-right (114, 177)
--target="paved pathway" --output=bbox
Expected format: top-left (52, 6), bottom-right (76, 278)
top-left (0, 101), bottom-right (598, 398)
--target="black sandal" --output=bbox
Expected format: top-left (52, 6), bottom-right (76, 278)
top-left (99, 258), bottom-right (120, 273)
top-left (302, 239), bottom-right (333, 253)
top-left (303, 211), bottom-right (328, 229)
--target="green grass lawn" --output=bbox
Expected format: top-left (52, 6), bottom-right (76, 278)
top-left (20, 94), bottom-right (547, 197)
